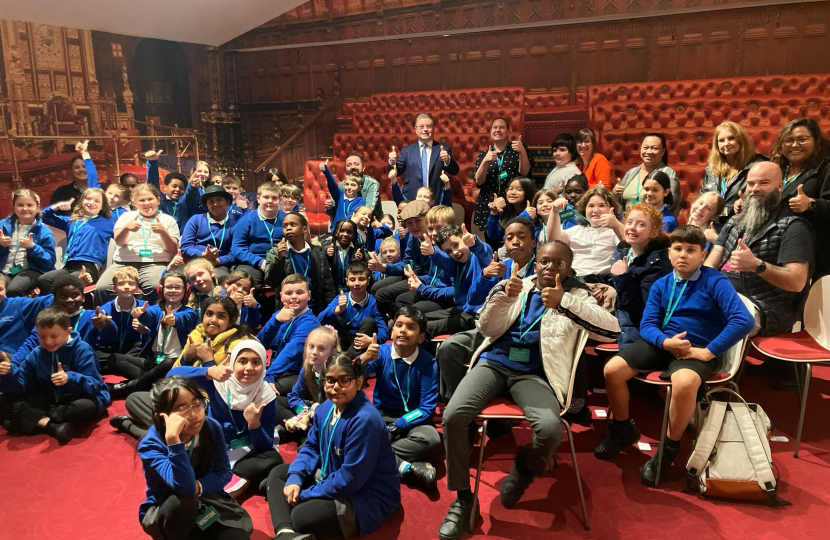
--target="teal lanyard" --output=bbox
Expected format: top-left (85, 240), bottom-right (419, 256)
top-left (567, 204), bottom-right (591, 223)
top-left (312, 367), bottom-right (323, 403)
top-left (276, 317), bottom-right (295, 350)
top-left (72, 309), bottom-right (84, 332)
top-left (782, 166), bottom-right (802, 192)
top-left (662, 277), bottom-right (689, 330)
top-left (319, 407), bottom-right (341, 480)
top-left (429, 265), bottom-right (439, 286)
top-left (225, 391), bottom-right (246, 437)
top-left (171, 201), bottom-right (179, 219)
top-left (288, 251), bottom-right (310, 278)
top-left (625, 248), bottom-right (635, 266)
top-left (51, 352), bottom-right (60, 402)
top-left (392, 359), bottom-right (411, 412)
top-left (12, 223), bottom-right (33, 262)
top-left (517, 293), bottom-right (546, 344)
top-left (66, 218), bottom-right (88, 256)
top-left (337, 248), bottom-right (347, 272)
top-left (453, 259), bottom-right (470, 297)
top-left (345, 295), bottom-right (364, 326)
top-left (343, 198), bottom-right (357, 217)
top-left (539, 223), bottom-right (547, 243)
top-left (496, 150), bottom-right (505, 172)
top-left (186, 437), bottom-right (196, 458)
top-left (208, 219), bottom-right (227, 250)
top-left (260, 214), bottom-right (276, 245)
top-left (719, 174), bottom-right (734, 198)
top-left (139, 220), bottom-right (152, 250)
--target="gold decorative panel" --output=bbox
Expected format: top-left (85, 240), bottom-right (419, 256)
top-left (69, 44), bottom-right (83, 72)
top-left (72, 76), bottom-right (86, 100)
top-left (37, 73), bottom-right (53, 95)
top-left (54, 74), bottom-right (69, 94)
top-left (32, 24), bottom-right (66, 71)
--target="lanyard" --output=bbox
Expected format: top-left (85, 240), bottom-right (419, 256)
top-left (625, 248), bottom-right (635, 266)
top-left (225, 391), bottom-right (246, 436)
top-left (719, 174), bottom-right (735, 198)
top-left (186, 437), bottom-right (196, 458)
top-left (276, 317), bottom-right (296, 350)
top-left (662, 277), bottom-right (689, 329)
top-left (208, 219), bottom-right (227, 251)
top-left (429, 265), bottom-right (439, 286)
top-left (260, 213), bottom-right (276, 245)
top-left (337, 248), bottom-right (347, 272)
top-left (118, 309), bottom-right (131, 351)
top-left (288, 250), bottom-right (310, 278)
top-left (319, 407), bottom-right (342, 480)
top-left (453, 259), bottom-right (470, 296)
top-left (392, 359), bottom-right (411, 412)
top-left (517, 293), bottom-right (546, 343)
top-left (783, 166), bottom-right (802, 192)
top-left (343, 198), bottom-right (358, 218)
top-left (157, 325), bottom-right (172, 356)
top-left (345, 295), bottom-right (365, 326)
top-left (495, 150), bottom-right (505, 172)
top-left (72, 309), bottom-right (84, 332)
top-left (170, 201), bottom-right (179, 219)
top-left (139, 220), bottom-right (152, 249)
top-left (312, 366), bottom-right (323, 403)
top-left (12, 223), bottom-right (33, 262)
top-left (51, 352), bottom-right (61, 402)
top-left (567, 204), bottom-right (591, 223)
top-left (66, 218), bottom-right (88, 254)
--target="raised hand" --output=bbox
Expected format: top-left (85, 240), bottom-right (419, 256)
top-left (51, 362), bottom-right (68, 386)
top-left (729, 237), bottom-right (761, 272)
top-left (334, 292), bottom-right (347, 315)
top-left (353, 332), bottom-right (372, 350)
top-left (613, 181), bottom-right (624, 196)
top-left (420, 234), bottom-right (435, 256)
top-left (353, 249), bottom-right (363, 261)
top-left (460, 223), bottom-right (476, 247)
top-left (504, 263), bottom-right (523, 298)
top-left (18, 233), bottom-right (34, 249)
top-left (243, 292), bottom-right (258, 308)
top-left (363, 333), bottom-right (379, 361)
top-left (78, 265), bottom-right (93, 286)
top-left (704, 222), bottom-right (719, 244)
top-left (525, 201), bottom-right (537, 221)
top-left (326, 244), bottom-right (335, 257)
top-left (201, 245), bottom-right (219, 262)
top-left (243, 402), bottom-right (266, 429)
top-left (789, 185), bottom-right (813, 214)
top-left (167, 253), bottom-right (185, 272)
top-left (663, 331), bottom-right (692, 357)
top-left (324, 197), bottom-right (334, 211)
top-left (183, 336), bottom-right (200, 360)
top-left (598, 212), bottom-right (620, 229)
top-left (490, 195), bottom-right (506, 215)
top-left (733, 190), bottom-right (744, 215)
top-left (482, 252), bottom-right (506, 279)
top-left (552, 197), bottom-right (568, 212)
top-left (52, 198), bottom-right (75, 212)
top-left (235, 195), bottom-right (249, 209)
top-left (405, 266), bottom-right (423, 295)
top-left (440, 172), bottom-right (451, 189)
top-left (541, 274), bottom-right (564, 309)
top-left (511, 135), bottom-right (525, 153)
top-left (91, 307), bottom-right (112, 329)
top-left (439, 146), bottom-right (450, 165)
top-left (149, 216), bottom-right (165, 233)
top-left (144, 149), bottom-right (163, 161)
top-left (0, 352), bottom-right (11, 376)
top-left (318, 159), bottom-right (329, 172)
top-left (276, 307), bottom-right (295, 323)
top-left (162, 306), bottom-right (176, 327)
top-left (610, 259), bottom-right (629, 275)
top-left (388, 145), bottom-right (397, 166)
top-left (483, 146), bottom-right (498, 163)
top-left (276, 238), bottom-right (288, 260)
top-left (0, 230), bottom-right (11, 248)
top-left (75, 140), bottom-right (90, 154)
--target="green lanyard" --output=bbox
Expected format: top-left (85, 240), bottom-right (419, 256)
top-left (51, 352), bottom-right (61, 402)
top-left (260, 212), bottom-right (276, 244)
top-left (225, 391), bottom-right (246, 437)
top-left (453, 259), bottom-right (470, 297)
top-left (72, 309), bottom-right (84, 332)
top-left (208, 219), bottom-right (227, 250)
top-left (625, 248), bottom-right (635, 266)
top-left (719, 174), bottom-right (735, 198)
top-left (288, 251), bottom-right (309, 278)
top-left (139, 220), bottom-right (152, 249)
top-left (156, 326), bottom-right (172, 362)
top-left (517, 293), bottom-right (546, 344)
top-left (662, 276), bottom-right (689, 330)
top-left (12, 223), bottom-right (33, 263)
top-left (344, 294), bottom-right (365, 326)
top-left (783, 166), bottom-right (802, 192)
top-left (392, 359), bottom-right (411, 412)
top-left (567, 204), bottom-right (591, 223)
top-left (65, 218), bottom-right (88, 261)
top-left (319, 407), bottom-right (342, 481)
top-left (276, 317), bottom-right (296, 351)
top-left (186, 436), bottom-right (196, 458)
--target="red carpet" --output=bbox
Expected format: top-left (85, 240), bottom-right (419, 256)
top-left (2, 358), bottom-right (829, 540)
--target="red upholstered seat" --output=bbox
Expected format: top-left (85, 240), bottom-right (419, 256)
top-left (478, 397), bottom-right (528, 419)
top-left (432, 334), bottom-right (452, 342)
top-left (638, 369), bottom-right (737, 384)
top-left (594, 343), bottom-right (619, 353)
top-left (751, 331), bottom-right (830, 362)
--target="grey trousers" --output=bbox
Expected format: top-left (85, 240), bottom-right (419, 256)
top-left (384, 415), bottom-right (441, 469)
top-left (435, 329), bottom-right (483, 401)
top-left (442, 362), bottom-right (562, 492)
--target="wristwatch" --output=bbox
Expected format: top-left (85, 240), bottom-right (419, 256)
top-left (387, 424), bottom-right (398, 435)
top-left (754, 260), bottom-right (767, 274)
top-left (808, 199), bottom-right (818, 211)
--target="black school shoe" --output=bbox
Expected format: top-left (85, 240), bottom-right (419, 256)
top-left (594, 418), bottom-right (640, 460)
top-left (46, 421), bottom-right (75, 444)
top-left (438, 497), bottom-right (479, 540)
top-left (403, 461), bottom-right (437, 491)
top-left (499, 463), bottom-right (535, 508)
top-left (640, 441), bottom-right (680, 487)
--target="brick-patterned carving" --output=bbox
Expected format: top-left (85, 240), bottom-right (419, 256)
top-left (38, 73), bottom-right (53, 96)
top-left (54, 74), bottom-right (69, 94)
top-left (69, 44), bottom-right (83, 72)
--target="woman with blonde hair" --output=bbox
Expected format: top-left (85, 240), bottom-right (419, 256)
top-left (699, 121), bottom-right (765, 223)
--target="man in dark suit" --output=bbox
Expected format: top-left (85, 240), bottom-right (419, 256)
top-left (388, 113), bottom-right (459, 204)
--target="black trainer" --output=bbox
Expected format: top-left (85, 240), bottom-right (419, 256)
top-left (641, 442), bottom-right (680, 487)
top-left (46, 421), bottom-right (75, 444)
top-left (594, 418), bottom-right (640, 460)
top-left (499, 463), bottom-right (534, 508)
top-left (438, 497), bottom-right (478, 540)
top-left (403, 461), bottom-right (437, 491)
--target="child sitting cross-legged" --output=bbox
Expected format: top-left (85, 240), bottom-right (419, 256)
top-left (92, 266), bottom-right (148, 365)
top-left (595, 225), bottom-right (755, 486)
top-left (359, 306), bottom-right (441, 491)
top-left (0, 306), bottom-right (110, 444)
top-left (317, 261), bottom-right (388, 357)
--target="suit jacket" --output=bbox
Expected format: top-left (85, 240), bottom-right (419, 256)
top-left (391, 140), bottom-right (459, 203)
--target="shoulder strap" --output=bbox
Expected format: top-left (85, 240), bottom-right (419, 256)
top-left (730, 402), bottom-right (777, 497)
top-left (686, 400), bottom-right (727, 478)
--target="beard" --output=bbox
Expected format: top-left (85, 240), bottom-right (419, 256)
top-left (734, 190), bottom-right (780, 235)
top-left (346, 167), bottom-right (362, 176)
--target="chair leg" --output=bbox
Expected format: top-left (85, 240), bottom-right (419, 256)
top-left (794, 363), bottom-right (804, 402)
top-left (471, 419), bottom-right (489, 533)
top-left (562, 419), bottom-right (590, 531)
top-left (794, 363), bottom-right (812, 459)
top-left (654, 385), bottom-right (672, 488)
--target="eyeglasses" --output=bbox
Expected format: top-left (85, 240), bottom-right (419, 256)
top-left (164, 286), bottom-right (185, 292)
top-left (324, 376), bottom-right (356, 388)
top-left (537, 259), bottom-right (570, 270)
top-left (172, 400), bottom-right (207, 416)
top-left (641, 146), bottom-right (662, 152)
top-left (281, 196), bottom-right (298, 201)
top-left (576, 141), bottom-right (592, 146)
top-left (783, 136), bottom-right (813, 147)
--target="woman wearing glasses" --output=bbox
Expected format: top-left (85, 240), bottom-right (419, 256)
top-left (137, 376), bottom-right (254, 540)
top-left (771, 117), bottom-right (830, 278)
top-left (614, 133), bottom-right (682, 214)
top-left (575, 128), bottom-right (613, 189)
top-left (266, 353), bottom-right (400, 540)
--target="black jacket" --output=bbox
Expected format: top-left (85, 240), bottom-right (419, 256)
top-left (264, 242), bottom-right (336, 315)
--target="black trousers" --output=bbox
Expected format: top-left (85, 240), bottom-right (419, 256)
top-left (266, 463), bottom-right (343, 538)
top-left (232, 449), bottom-right (283, 486)
top-left (146, 495), bottom-right (249, 540)
top-left (38, 261), bottom-right (101, 295)
top-left (330, 315), bottom-right (378, 357)
top-left (272, 372), bottom-right (299, 397)
top-left (3, 268), bottom-right (42, 297)
top-left (8, 392), bottom-right (97, 434)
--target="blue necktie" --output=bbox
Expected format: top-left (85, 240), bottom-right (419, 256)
top-left (421, 143), bottom-right (429, 188)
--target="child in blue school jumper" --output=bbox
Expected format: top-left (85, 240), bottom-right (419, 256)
top-left (318, 261), bottom-right (388, 357)
top-left (640, 171), bottom-right (678, 233)
top-left (137, 376), bottom-right (254, 540)
top-left (596, 225), bottom-right (755, 487)
top-left (257, 274), bottom-right (320, 395)
top-left (145, 150), bottom-right (201, 233)
top-left (222, 175), bottom-right (252, 222)
top-left (170, 339), bottom-right (282, 494)
top-left (0, 306), bottom-right (109, 444)
top-left (351, 205), bottom-right (393, 254)
top-left (371, 236), bottom-right (403, 285)
top-left (180, 185), bottom-right (239, 284)
top-left (0, 279), bottom-right (54, 354)
top-left (321, 160), bottom-right (365, 232)
top-left (361, 306), bottom-right (440, 491)
top-left (215, 269), bottom-right (261, 329)
top-left (266, 353), bottom-right (400, 540)
top-left (93, 266), bottom-right (148, 359)
top-left (105, 183), bottom-right (132, 223)
top-left (0, 189), bottom-right (57, 297)
top-left (230, 181), bottom-right (285, 286)
top-left (39, 187), bottom-right (114, 294)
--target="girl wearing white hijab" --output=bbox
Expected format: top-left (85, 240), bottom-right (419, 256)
top-left (169, 338), bottom-right (282, 497)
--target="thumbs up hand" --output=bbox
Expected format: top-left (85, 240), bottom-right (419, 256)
top-left (388, 145), bottom-right (398, 166)
top-left (552, 197), bottom-right (568, 212)
top-left (334, 292), bottom-right (348, 315)
top-left (420, 234), bottom-right (435, 256)
top-left (18, 233), bottom-right (34, 249)
top-left (0, 230), bottom-right (11, 248)
top-left (243, 402), bottom-right (266, 429)
top-left (318, 158), bottom-right (329, 173)
top-left (729, 237), bottom-right (761, 272)
top-left (440, 171), bottom-right (451, 188)
top-left (525, 200), bottom-right (537, 221)
top-left (131, 302), bottom-right (148, 319)
top-left (0, 352), bottom-right (11, 376)
top-left (482, 252), bottom-right (507, 279)
top-left (490, 195), bottom-right (506, 215)
top-left (511, 135), bottom-right (526, 154)
top-left (405, 266), bottom-right (423, 295)
top-left (461, 223), bottom-right (476, 247)
top-left (541, 274), bottom-right (564, 309)
top-left (144, 149), bottom-right (163, 161)
top-left (51, 362), bottom-right (68, 386)
top-left (484, 146), bottom-right (498, 164)
top-left (505, 262), bottom-right (523, 298)
top-left (360, 333), bottom-right (380, 363)
top-left (131, 318), bottom-right (148, 334)
top-left (704, 222), bottom-right (719, 244)
top-left (663, 331), bottom-right (692, 357)
top-left (733, 190), bottom-right (744, 215)
top-left (276, 237), bottom-right (288, 260)
top-left (124, 214), bottom-right (142, 232)
top-left (439, 146), bottom-right (450, 165)
top-left (162, 306), bottom-right (176, 327)
top-left (91, 307), bottom-right (112, 329)
top-left (52, 198), bottom-right (76, 212)
top-left (195, 339), bottom-right (216, 363)
top-left (78, 265), bottom-right (93, 286)
top-left (276, 307), bottom-right (295, 323)
top-left (789, 184), bottom-right (813, 214)
top-left (353, 332), bottom-right (373, 349)
top-left (75, 140), bottom-right (90, 154)
top-left (368, 251), bottom-right (385, 272)
top-left (243, 291), bottom-right (258, 308)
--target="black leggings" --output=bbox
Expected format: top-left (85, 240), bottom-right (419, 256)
top-left (148, 495), bottom-right (249, 540)
top-left (266, 463), bottom-right (343, 538)
top-left (232, 449), bottom-right (283, 486)
top-left (7, 392), bottom-right (97, 434)
top-left (38, 261), bottom-right (101, 296)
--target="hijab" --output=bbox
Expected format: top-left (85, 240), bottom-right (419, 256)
top-left (214, 339), bottom-right (277, 410)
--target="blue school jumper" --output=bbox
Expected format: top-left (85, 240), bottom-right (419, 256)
top-left (257, 308), bottom-right (320, 382)
top-left (286, 392), bottom-right (400, 534)
top-left (41, 210), bottom-right (114, 267)
top-left (0, 333), bottom-right (109, 412)
top-left (0, 295), bottom-right (53, 352)
top-left (180, 213), bottom-right (236, 267)
top-left (227, 202), bottom-right (251, 222)
top-left (486, 208), bottom-right (534, 241)
top-left (11, 308), bottom-right (98, 366)
top-left (479, 289), bottom-right (547, 376)
top-left (0, 217), bottom-right (57, 274)
top-left (426, 237), bottom-right (494, 313)
top-left (110, 206), bottom-right (131, 224)
top-left (146, 160), bottom-right (201, 233)
top-left (317, 292), bottom-right (389, 342)
top-left (136, 305), bottom-right (199, 358)
top-left (469, 256), bottom-right (535, 307)
top-left (324, 165), bottom-right (365, 231)
top-left (96, 299), bottom-right (148, 353)
top-left (287, 366), bottom-right (325, 413)
top-left (660, 205), bottom-right (678, 233)
top-left (168, 366), bottom-right (277, 452)
top-left (364, 344), bottom-right (438, 431)
top-left (383, 233), bottom-right (452, 290)
top-left (230, 209), bottom-right (286, 269)
top-left (137, 418), bottom-right (231, 522)
top-left (357, 224), bottom-right (393, 254)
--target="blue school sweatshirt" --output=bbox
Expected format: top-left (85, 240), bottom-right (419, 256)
top-left (357, 224), bottom-right (393, 254)
top-left (41, 209), bottom-right (114, 267)
top-left (317, 292), bottom-right (389, 342)
top-left (0, 217), bottom-right (57, 274)
top-left (286, 392), bottom-right (400, 535)
top-left (479, 289), bottom-right (547, 376)
top-left (640, 266), bottom-right (755, 357)
top-left (469, 256), bottom-right (535, 306)
top-left (215, 289), bottom-right (261, 329)
top-left (146, 160), bottom-right (201, 233)
top-left (230, 209), bottom-right (286, 269)
top-left (110, 206), bottom-right (131, 224)
top-left (365, 344), bottom-right (438, 431)
top-left (168, 366), bottom-right (277, 452)
top-left (486, 208), bottom-right (533, 241)
top-left (96, 299), bottom-right (148, 353)
top-left (384, 233), bottom-right (452, 289)
top-left (425, 237), bottom-right (494, 313)
top-left (136, 304), bottom-right (199, 358)
top-left (137, 418), bottom-right (231, 522)
top-left (0, 295), bottom-right (53, 352)
top-left (227, 202), bottom-right (251, 222)
top-left (0, 332), bottom-right (109, 413)
top-left (660, 205), bottom-right (678, 233)
top-left (324, 165), bottom-right (365, 231)
top-left (287, 365), bottom-right (325, 412)
top-left (180, 213), bottom-right (236, 267)
top-left (11, 308), bottom-right (98, 366)
top-left (257, 308), bottom-right (320, 381)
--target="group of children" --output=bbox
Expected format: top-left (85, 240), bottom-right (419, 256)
top-left (0, 142), bottom-right (763, 540)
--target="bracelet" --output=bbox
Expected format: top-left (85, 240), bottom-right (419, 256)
top-left (195, 480), bottom-right (202, 497)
